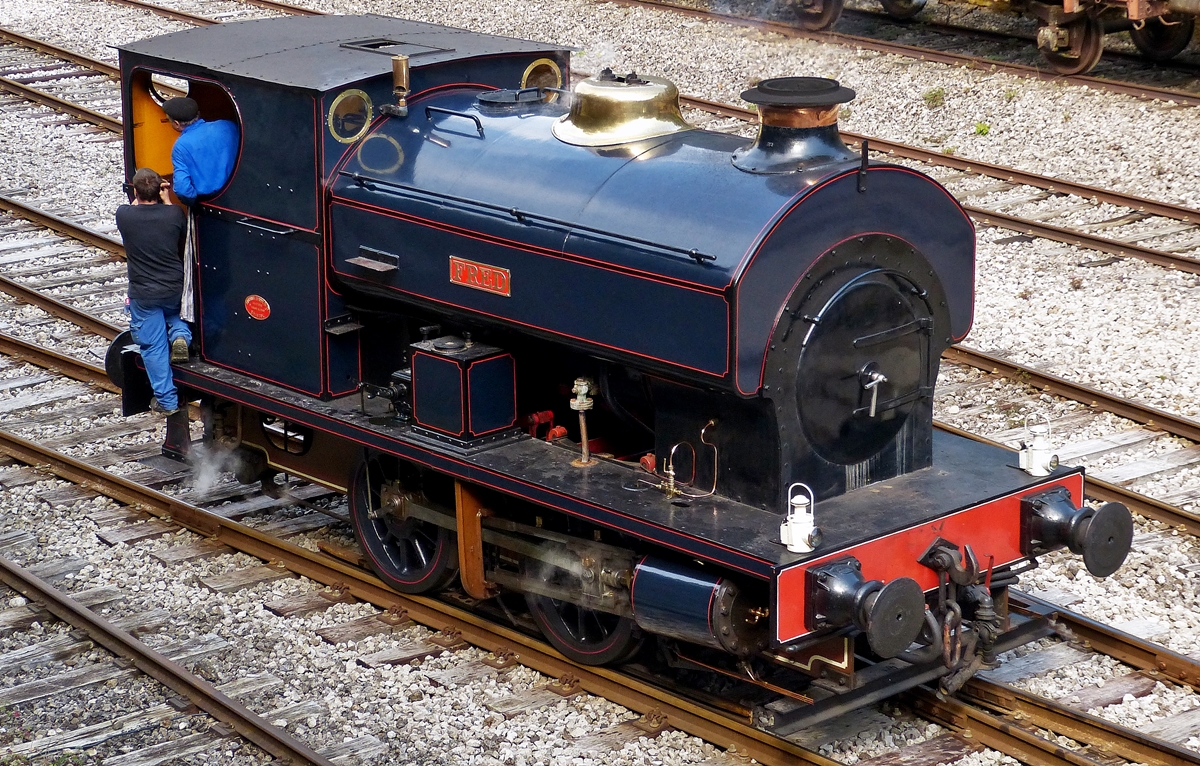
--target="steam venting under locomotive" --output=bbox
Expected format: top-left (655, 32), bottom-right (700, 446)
top-left (111, 15), bottom-right (1134, 730)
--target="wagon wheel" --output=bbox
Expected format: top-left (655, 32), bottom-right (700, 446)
top-left (1130, 15), bottom-right (1195, 61)
top-left (524, 558), bottom-right (643, 665)
top-left (348, 452), bottom-right (459, 594)
top-left (796, 0), bottom-right (844, 31)
top-left (1038, 16), bottom-right (1105, 75)
top-left (880, 0), bottom-right (927, 20)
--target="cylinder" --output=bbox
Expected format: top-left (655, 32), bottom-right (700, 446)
top-left (630, 556), bottom-right (764, 654)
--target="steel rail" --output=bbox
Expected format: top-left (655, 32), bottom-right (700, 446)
top-left (609, 0), bottom-right (1200, 107)
top-left (0, 273), bottom-right (122, 341)
top-left (0, 329), bottom-right (119, 392)
top-left (682, 98), bottom-right (1200, 273)
top-left (0, 193), bottom-right (125, 255)
top-left (1, 424), bottom-right (1181, 766)
top-left (934, 420), bottom-right (1200, 535)
top-left (95, 0), bottom-right (216, 25)
top-left (0, 555), bottom-right (340, 766)
top-left (1010, 590), bottom-right (1200, 685)
top-left (943, 345), bottom-right (1200, 443)
top-left (0, 74), bottom-right (122, 132)
top-left (681, 95), bottom-right (1200, 225)
top-left (0, 426), bottom-right (834, 766)
top-left (965, 206), bottom-right (1200, 275)
top-left (239, 0), bottom-right (321, 14)
top-left (0, 26), bottom-right (120, 78)
top-left (962, 678), bottom-right (1200, 766)
top-left (1083, 477), bottom-right (1200, 535)
top-left (906, 688), bottom-right (1110, 766)
top-left (0, 399), bottom-right (1192, 766)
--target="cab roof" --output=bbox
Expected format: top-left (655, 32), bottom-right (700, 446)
top-left (118, 14), bottom-right (571, 92)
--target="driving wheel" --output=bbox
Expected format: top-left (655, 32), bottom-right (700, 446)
top-left (348, 451), bottom-right (459, 594)
top-left (525, 559), bottom-right (643, 665)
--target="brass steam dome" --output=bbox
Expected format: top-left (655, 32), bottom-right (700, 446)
top-left (553, 69), bottom-right (692, 147)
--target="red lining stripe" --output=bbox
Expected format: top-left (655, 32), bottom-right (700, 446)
top-left (732, 166), bottom-right (977, 395)
top-left (173, 367), bottom-right (774, 577)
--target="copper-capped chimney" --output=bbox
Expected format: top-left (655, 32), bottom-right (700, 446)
top-left (733, 77), bottom-right (858, 174)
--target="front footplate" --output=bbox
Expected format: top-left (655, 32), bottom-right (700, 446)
top-left (754, 611), bottom-right (1055, 736)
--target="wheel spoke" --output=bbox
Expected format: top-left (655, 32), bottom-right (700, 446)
top-left (350, 453), bottom-right (458, 593)
top-left (395, 539), bottom-right (411, 573)
top-left (411, 536), bottom-right (431, 570)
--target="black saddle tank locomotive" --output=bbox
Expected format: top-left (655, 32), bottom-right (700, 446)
top-left (109, 15), bottom-right (1134, 730)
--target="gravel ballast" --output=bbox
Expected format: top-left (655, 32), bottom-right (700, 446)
top-left (0, 0), bottom-right (1199, 762)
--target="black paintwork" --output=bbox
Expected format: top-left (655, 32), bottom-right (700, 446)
top-left (173, 360), bottom-right (1074, 579)
top-left (117, 15), bottom-right (571, 91)
top-left (328, 88), bottom-right (976, 393)
top-left (196, 215), bottom-right (324, 394)
top-left (630, 556), bottom-right (724, 650)
top-left (119, 16), bottom-right (572, 399)
top-left (409, 336), bottom-right (516, 440)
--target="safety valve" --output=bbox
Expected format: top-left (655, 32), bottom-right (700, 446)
top-left (806, 558), bottom-right (926, 659)
top-left (1020, 487), bottom-right (1133, 577)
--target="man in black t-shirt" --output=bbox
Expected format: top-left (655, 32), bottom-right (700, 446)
top-left (115, 168), bottom-right (191, 416)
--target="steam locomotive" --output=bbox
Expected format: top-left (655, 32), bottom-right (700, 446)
top-left (109, 15), bottom-right (1133, 731)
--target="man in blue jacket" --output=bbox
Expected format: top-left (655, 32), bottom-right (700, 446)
top-left (163, 97), bottom-right (239, 205)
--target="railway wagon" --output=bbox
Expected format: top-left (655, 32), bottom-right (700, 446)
top-left (804, 0), bottom-right (1196, 75)
top-left (108, 14), bottom-right (1133, 731)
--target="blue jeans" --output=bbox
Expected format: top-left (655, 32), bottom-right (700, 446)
top-left (128, 296), bottom-right (191, 411)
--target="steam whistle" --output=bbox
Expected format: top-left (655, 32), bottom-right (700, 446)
top-left (390, 54), bottom-right (410, 117)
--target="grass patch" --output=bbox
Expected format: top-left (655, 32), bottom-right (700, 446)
top-left (922, 87), bottom-right (946, 108)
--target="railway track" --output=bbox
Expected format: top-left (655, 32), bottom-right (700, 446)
top-left (605, 0), bottom-right (1200, 99)
top-left (0, 358), bottom-right (1196, 766)
top-left (0, 27), bottom-right (122, 133)
top-left (0, 185), bottom-right (1198, 762)
top-left (11, 4), bottom-right (1200, 280)
top-left (2, 7), bottom-right (1200, 766)
top-left (0, 553), bottom-right (344, 765)
top-left (0, 403), bottom-right (828, 765)
top-left (4, 19), bottom-right (1200, 519)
